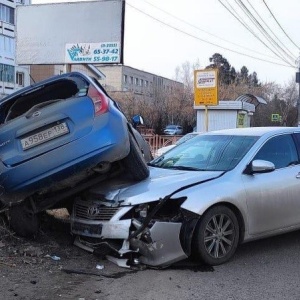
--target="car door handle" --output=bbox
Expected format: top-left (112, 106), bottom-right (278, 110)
top-left (296, 173), bottom-right (300, 179)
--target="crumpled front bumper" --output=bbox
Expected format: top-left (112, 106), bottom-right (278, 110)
top-left (73, 219), bottom-right (188, 268)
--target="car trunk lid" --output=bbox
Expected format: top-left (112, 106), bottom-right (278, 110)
top-left (0, 93), bottom-right (96, 167)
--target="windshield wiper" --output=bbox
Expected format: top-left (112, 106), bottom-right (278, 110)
top-left (147, 162), bottom-right (163, 168)
top-left (167, 165), bottom-right (204, 171)
top-left (148, 156), bottom-right (165, 167)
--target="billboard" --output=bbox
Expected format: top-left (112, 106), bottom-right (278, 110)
top-left (16, 0), bottom-right (125, 65)
top-left (194, 69), bottom-right (219, 106)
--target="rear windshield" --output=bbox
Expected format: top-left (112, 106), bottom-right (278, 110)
top-left (0, 75), bottom-right (89, 123)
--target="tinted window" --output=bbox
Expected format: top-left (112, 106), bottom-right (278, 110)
top-left (254, 134), bottom-right (298, 169)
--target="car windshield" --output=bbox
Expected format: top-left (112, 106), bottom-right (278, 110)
top-left (150, 134), bottom-right (258, 171)
top-left (175, 133), bottom-right (198, 145)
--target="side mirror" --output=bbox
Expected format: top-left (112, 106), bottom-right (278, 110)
top-left (244, 159), bottom-right (275, 175)
top-left (132, 115), bottom-right (144, 128)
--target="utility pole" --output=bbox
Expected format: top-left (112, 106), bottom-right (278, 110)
top-left (296, 57), bottom-right (300, 127)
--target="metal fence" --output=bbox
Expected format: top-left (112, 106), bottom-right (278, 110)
top-left (142, 134), bottom-right (182, 156)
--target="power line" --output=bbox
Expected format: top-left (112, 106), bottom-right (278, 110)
top-left (235, 0), bottom-right (296, 64)
top-left (219, 0), bottom-right (290, 65)
top-left (245, 0), bottom-right (296, 59)
top-left (135, 0), bottom-right (283, 62)
top-left (262, 0), bottom-right (300, 51)
top-left (126, 2), bottom-right (295, 69)
top-left (219, 0), bottom-right (294, 67)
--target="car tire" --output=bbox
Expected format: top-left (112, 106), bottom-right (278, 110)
top-left (9, 199), bottom-right (40, 238)
top-left (193, 205), bottom-right (239, 266)
top-left (123, 132), bottom-right (150, 181)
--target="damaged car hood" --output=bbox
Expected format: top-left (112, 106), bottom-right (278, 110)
top-left (87, 166), bottom-right (224, 205)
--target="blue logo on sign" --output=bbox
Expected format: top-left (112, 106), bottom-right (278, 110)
top-left (67, 44), bottom-right (91, 60)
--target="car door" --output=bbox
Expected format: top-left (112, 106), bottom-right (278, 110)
top-left (242, 133), bottom-right (300, 235)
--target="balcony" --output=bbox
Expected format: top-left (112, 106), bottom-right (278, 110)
top-left (0, 21), bottom-right (15, 37)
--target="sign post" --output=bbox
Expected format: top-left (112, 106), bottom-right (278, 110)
top-left (194, 69), bottom-right (219, 131)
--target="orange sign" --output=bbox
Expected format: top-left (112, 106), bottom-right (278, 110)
top-left (194, 69), bottom-right (219, 106)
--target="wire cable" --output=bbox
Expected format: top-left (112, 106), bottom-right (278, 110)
top-left (245, 0), bottom-right (296, 59)
top-left (134, 0), bottom-right (283, 62)
top-left (234, 0), bottom-right (295, 64)
top-left (219, 0), bottom-right (294, 67)
top-left (126, 2), bottom-right (295, 69)
top-left (262, 0), bottom-right (300, 50)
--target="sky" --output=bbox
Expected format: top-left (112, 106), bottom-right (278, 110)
top-left (31, 0), bottom-right (300, 86)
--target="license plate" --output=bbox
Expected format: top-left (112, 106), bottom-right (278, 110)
top-left (21, 122), bottom-right (69, 150)
top-left (72, 222), bottom-right (103, 235)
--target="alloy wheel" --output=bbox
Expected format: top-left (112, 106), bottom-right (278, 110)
top-left (204, 213), bottom-right (235, 259)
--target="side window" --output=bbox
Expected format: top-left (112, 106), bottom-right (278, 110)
top-left (292, 133), bottom-right (300, 154)
top-left (254, 134), bottom-right (298, 169)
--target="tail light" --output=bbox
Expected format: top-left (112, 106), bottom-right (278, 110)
top-left (87, 85), bottom-right (109, 116)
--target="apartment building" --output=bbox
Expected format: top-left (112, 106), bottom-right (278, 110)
top-left (0, 0), bottom-right (30, 99)
top-left (96, 64), bottom-right (183, 101)
top-left (30, 64), bottom-right (184, 104)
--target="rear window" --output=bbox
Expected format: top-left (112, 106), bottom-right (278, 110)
top-left (0, 75), bottom-right (89, 123)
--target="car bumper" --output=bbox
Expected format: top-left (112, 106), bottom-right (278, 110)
top-left (72, 217), bottom-right (188, 268)
top-left (71, 199), bottom-right (192, 268)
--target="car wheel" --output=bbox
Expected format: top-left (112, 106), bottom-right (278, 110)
top-left (194, 205), bottom-right (239, 266)
top-left (123, 132), bottom-right (149, 181)
top-left (9, 199), bottom-right (40, 238)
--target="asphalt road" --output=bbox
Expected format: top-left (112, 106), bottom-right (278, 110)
top-left (65, 230), bottom-right (300, 300)
top-left (2, 219), bottom-right (300, 300)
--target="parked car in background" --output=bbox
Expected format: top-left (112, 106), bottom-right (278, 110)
top-left (155, 132), bottom-right (201, 157)
top-left (71, 127), bottom-right (300, 267)
top-left (0, 71), bottom-right (151, 237)
top-left (163, 124), bottom-right (183, 135)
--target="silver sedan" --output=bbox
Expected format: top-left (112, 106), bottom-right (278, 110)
top-left (71, 127), bottom-right (300, 267)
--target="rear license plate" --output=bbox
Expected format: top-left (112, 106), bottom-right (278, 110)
top-left (21, 122), bottom-right (69, 150)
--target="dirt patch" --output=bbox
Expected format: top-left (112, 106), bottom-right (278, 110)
top-left (0, 210), bottom-right (135, 300)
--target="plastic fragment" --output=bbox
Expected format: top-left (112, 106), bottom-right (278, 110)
top-left (45, 254), bottom-right (61, 261)
top-left (96, 264), bottom-right (104, 270)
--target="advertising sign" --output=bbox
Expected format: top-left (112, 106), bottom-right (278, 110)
top-left (65, 42), bottom-right (120, 64)
top-left (194, 69), bottom-right (219, 106)
top-left (16, 0), bottom-right (124, 65)
top-left (237, 113), bottom-right (246, 128)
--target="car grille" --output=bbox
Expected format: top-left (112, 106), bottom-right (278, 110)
top-left (74, 201), bottom-right (120, 221)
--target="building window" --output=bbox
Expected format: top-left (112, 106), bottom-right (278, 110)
top-left (135, 78), bottom-right (139, 85)
top-left (140, 79), bottom-right (143, 87)
top-left (145, 80), bottom-right (148, 87)
top-left (16, 72), bottom-right (24, 86)
top-left (123, 74), bottom-right (128, 84)
top-left (0, 64), bottom-right (14, 83)
top-left (0, 35), bottom-right (15, 53)
top-left (130, 76), bottom-right (133, 84)
top-left (0, 4), bottom-right (15, 25)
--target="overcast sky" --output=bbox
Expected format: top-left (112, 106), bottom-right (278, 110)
top-left (31, 0), bottom-right (300, 85)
